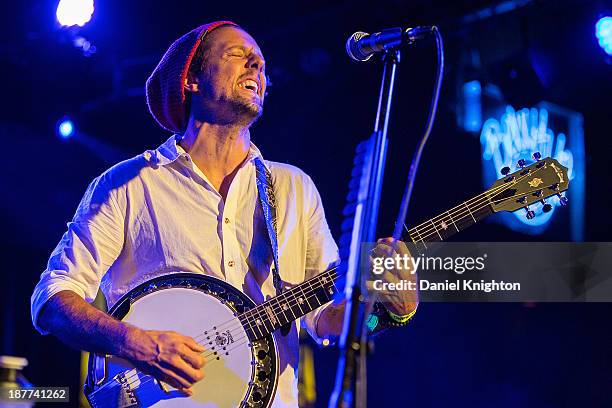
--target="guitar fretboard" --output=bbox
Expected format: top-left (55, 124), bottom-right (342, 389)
top-left (403, 193), bottom-right (494, 253)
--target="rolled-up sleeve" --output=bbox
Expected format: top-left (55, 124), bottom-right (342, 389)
top-left (299, 174), bottom-right (340, 345)
top-left (31, 174), bottom-right (125, 334)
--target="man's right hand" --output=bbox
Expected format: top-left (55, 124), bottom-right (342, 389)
top-left (120, 327), bottom-right (206, 394)
top-left (37, 291), bottom-right (205, 395)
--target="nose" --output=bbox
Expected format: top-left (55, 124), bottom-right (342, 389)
top-left (247, 53), bottom-right (265, 73)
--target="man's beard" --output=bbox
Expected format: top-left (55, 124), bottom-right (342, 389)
top-left (228, 96), bottom-right (263, 125)
top-left (194, 92), bottom-right (264, 126)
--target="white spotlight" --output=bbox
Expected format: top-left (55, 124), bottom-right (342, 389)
top-left (56, 0), bottom-right (94, 28)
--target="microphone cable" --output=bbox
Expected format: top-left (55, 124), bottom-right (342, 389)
top-left (393, 26), bottom-right (445, 240)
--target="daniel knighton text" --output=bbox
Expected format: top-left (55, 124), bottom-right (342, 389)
top-left (370, 253), bottom-right (522, 295)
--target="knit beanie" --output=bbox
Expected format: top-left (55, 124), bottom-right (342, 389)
top-left (145, 21), bottom-right (239, 133)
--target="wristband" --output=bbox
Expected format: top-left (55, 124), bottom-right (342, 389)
top-left (386, 306), bottom-right (418, 325)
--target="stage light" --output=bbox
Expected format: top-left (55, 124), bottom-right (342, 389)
top-left (56, 0), bottom-right (94, 27)
top-left (595, 16), bottom-right (612, 55)
top-left (462, 80), bottom-right (482, 132)
top-left (57, 119), bottom-right (75, 139)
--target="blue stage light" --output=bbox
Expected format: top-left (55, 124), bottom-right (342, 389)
top-left (595, 16), bottom-right (612, 55)
top-left (56, 0), bottom-right (94, 27)
top-left (57, 119), bottom-right (75, 139)
top-left (462, 80), bottom-right (482, 132)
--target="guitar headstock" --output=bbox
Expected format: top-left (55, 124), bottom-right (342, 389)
top-left (488, 154), bottom-right (570, 218)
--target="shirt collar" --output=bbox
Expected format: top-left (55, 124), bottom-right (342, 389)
top-left (145, 134), bottom-right (268, 170)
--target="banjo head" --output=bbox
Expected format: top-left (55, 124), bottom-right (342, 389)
top-left (87, 273), bottom-right (278, 408)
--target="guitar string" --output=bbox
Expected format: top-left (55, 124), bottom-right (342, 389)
top-left (407, 164), bottom-right (558, 238)
top-left (407, 167), bottom-right (560, 240)
top-left (408, 174), bottom-right (547, 240)
top-left (93, 269), bottom-right (341, 400)
top-left (407, 163), bottom-right (551, 234)
top-left (409, 182), bottom-right (560, 244)
top-left (92, 170), bottom-right (551, 398)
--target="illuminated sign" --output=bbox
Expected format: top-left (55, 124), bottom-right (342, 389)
top-left (480, 104), bottom-right (584, 237)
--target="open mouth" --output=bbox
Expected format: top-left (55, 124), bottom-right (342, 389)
top-left (237, 79), bottom-right (259, 95)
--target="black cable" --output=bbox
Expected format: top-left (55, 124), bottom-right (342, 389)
top-left (393, 26), bottom-right (445, 240)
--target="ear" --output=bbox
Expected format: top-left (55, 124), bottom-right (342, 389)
top-left (184, 71), bottom-right (199, 93)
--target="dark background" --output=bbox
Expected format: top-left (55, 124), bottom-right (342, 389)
top-left (1, 0), bottom-right (611, 406)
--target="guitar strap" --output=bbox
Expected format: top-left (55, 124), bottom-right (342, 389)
top-left (253, 158), bottom-right (290, 336)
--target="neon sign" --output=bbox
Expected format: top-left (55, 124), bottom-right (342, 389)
top-left (480, 105), bottom-right (579, 234)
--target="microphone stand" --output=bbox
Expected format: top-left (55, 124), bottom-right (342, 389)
top-left (330, 49), bottom-right (400, 408)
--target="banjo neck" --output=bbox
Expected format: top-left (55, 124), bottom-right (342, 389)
top-left (239, 267), bottom-right (341, 341)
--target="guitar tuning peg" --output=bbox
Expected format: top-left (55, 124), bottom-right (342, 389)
top-left (532, 152), bottom-right (542, 161)
top-left (557, 193), bottom-right (569, 206)
top-left (524, 206), bottom-right (535, 220)
top-left (501, 166), bottom-right (511, 176)
top-left (517, 159), bottom-right (526, 169)
top-left (541, 199), bottom-right (552, 213)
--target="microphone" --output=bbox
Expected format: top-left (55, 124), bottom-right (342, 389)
top-left (345, 26), bottom-right (433, 62)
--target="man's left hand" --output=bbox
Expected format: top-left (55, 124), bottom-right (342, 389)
top-left (368, 237), bottom-right (419, 317)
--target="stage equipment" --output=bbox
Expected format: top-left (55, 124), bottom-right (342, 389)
top-left (83, 158), bottom-right (569, 407)
top-left (595, 16), bottom-right (612, 55)
top-left (56, 117), bottom-right (75, 139)
top-left (56, 0), bottom-right (94, 27)
top-left (461, 80), bottom-right (483, 132)
top-left (345, 27), bottom-right (434, 62)
top-left (56, 0), bottom-right (97, 56)
top-left (331, 25), bottom-right (443, 408)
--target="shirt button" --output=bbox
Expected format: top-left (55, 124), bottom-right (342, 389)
top-left (224, 217), bottom-right (230, 224)
top-left (228, 261), bottom-right (235, 267)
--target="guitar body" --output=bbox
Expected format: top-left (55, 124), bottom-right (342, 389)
top-left (85, 273), bottom-right (279, 408)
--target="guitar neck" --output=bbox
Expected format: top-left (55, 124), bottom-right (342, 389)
top-left (241, 190), bottom-right (496, 341)
top-left (402, 190), bottom-right (494, 252)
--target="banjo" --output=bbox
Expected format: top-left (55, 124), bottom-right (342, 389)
top-left (85, 156), bottom-right (569, 407)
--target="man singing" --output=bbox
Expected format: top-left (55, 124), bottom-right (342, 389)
top-left (31, 21), bottom-right (417, 407)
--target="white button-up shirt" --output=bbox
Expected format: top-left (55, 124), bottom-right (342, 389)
top-left (31, 135), bottom-right (340, 407)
